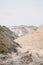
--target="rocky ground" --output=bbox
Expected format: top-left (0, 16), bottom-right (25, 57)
top-left (0, 48), bottom-right (43, 65)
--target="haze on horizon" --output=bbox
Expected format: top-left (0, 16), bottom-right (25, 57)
top-left (0, 0), bottom-right (43, 26)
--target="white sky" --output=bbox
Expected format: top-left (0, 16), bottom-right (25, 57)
top-left (0, 0), bottom-right (43, 26)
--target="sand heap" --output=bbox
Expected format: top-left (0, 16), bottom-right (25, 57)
top-left (15, 26), bottom-right (43, 49)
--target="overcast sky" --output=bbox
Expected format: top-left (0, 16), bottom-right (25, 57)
top-left (0, 0), bottom-right (43, 26)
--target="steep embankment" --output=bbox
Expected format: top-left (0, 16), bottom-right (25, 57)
top-left (0, 26), bottom-right (20, 53)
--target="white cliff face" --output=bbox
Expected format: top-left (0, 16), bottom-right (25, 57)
top-left (9, 25), bottom-right (38, 37)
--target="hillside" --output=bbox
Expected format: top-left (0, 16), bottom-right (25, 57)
top-left (0, 25), bottom-right (43, 65)
top-left (15, 26), bottom-right (43, 49)
top-left (0, 26), bottom-right (20, 53)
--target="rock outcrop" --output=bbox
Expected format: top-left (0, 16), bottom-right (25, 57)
top-left (0, 49), bottom-right (43, 65)
top-left (0, 26), bottom-right (21, 53)
top-left (2, 26), bottom-right (18, 40)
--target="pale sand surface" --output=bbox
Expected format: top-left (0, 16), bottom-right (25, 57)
top-left (15, 27), bottom-right (43, 49)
